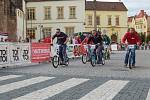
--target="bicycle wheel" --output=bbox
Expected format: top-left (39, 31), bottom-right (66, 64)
top-left (65, 57), bottom-right (69, 66)
top-left (128, 52), bottom-right (132, 69)
top-left (82, 54), bottom-right (87, 64)
top-left (91, 55), bottom-right (96, 67)
top-left (52, 56), bottom-right (59, 68)
top-left (102, 57), bottom-right (105, 65)
top-left (107, 52), bottom-right (110, 60)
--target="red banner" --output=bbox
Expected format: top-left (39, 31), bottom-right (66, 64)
top-left (31, 43), bottom-right (50, 63)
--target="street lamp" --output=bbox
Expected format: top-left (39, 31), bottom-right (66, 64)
top-left (39, 25), bottom-right (43, 41)
top-left (94, 0), bottom-right (97, 31)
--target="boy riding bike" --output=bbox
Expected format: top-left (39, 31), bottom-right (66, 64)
top-left (83, 30), bottom-right (103, 64)
top-left (122, 28), bottom-right (141, 68)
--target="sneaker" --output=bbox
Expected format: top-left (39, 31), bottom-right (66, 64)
top-left (124, 64), bottom-right (128, 68)
top-left (132, 64), bottom-right (135, 68)
top-left (129, 64), bottom-right (132, 69)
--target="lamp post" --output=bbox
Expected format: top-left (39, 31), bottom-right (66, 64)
top-left (94, 0), bottom-right (97, 31)
top-left (39, 25), bottom-right (43, 41)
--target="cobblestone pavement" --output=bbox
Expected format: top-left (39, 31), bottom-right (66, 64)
top-left (0, 50), bottom-right (150, 100)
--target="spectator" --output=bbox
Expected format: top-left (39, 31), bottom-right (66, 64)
top-left (141, 42), bottom-right (145, 50)
top-left (42, 34), bottom-right (51, 44)
top-left (18, 36), bottom-right (22, 42)
top-left (148, 41), bottom-right (150, 50)
top-left (26, 35), bottom-right (31, 43)
top-left (1, 38), bottom-right (4, 42)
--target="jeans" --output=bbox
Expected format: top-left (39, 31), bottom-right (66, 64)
top-left (94, 45), bottom-right (103, 63)
top-left (59, 44), bottom-right (67, 62)
top-left (124, 46), bottom-right (136, 65)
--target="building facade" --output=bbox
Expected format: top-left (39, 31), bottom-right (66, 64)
top-left (0, 0), bottom-right (24, 41)
top-left (85, 1), bottom-right (128, 42)
top-left (128, 10), bottom-right (150, 41)
top-left (25, 0), bottom-right (85, 42)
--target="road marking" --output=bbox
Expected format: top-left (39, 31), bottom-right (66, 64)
top-left (146, 89), bottom-right (150, 100)
top-left (0, 76), bottom-right (54, 94)
top-left (13, 78), bottom-right (89, 100)
top-left (79, 80), bottom-right (129, 100)
top-left (0, 75), bottom-right (22, 81)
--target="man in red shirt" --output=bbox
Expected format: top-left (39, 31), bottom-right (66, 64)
top-left (122, 28), bottom-right (141, 68)
top-left (42, 34), bottom-right (51, 44)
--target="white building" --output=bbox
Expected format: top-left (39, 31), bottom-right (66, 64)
top-left (16, 0), bottom-right (26, 41)
top-left (25, 0), bottom-right (85, 42)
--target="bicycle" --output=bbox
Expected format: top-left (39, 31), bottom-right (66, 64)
top-left (82, 44), bottom-right (95, 64)
top-left (90, 44), bottom-right (105, 67)
top-left (103, 45), bottom-right (110, 60)
top-left (51, 44), bottom-right (69, 68)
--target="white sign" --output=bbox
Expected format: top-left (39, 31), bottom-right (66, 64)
top-left (111, 44), bottom-right (118, 51)
top-left (0, 43), bottom-right (9, 65)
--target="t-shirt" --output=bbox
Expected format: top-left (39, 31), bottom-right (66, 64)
top-left (43, 36), bottom-right (51, 43)
top-left (52, 32), bottom-right (68, 44)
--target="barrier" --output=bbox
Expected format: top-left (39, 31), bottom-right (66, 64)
top-left (31, 43), bottom-right (50, 63)
top-left (0, 43), bottom-right (31, 68)
top-left (111, 44), bottom-right (118, 51)
top-left (0, 42), bottom-right (91, 68)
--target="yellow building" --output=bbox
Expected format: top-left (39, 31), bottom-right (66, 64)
top-left (85, 1), bottom-right (128, 42)
top-left (128, 10), bottom-right (150, 39)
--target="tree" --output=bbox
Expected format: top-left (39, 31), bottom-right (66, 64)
top-left (138, 32), bottom-right (146, 43)
top-left (146, 34), bottom-right (150, 43)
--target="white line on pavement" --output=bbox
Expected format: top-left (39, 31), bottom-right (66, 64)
top-left (79, 80), bottom-right (129, 100)
top-left (0, 75), bottom-right (22, 81)
top-left (13, 78), bottom-right (89, 100)
top-left (0, 76), bottom-right (54, 94)
top-left (146, 89), bottom-right (150, 100)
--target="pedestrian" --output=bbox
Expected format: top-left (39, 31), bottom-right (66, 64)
top-left (26, 35), bottom-right (31, 43)
top-left (43, 34), bottom-right (51, 44)
top-left (18, 36), bottom-right (22, 42)
top-left (1, 38), bottom-right (4, 42)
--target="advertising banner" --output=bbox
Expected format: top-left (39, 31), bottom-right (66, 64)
top-left (31, 43), bottom-right (50, 63)
top-left (0, 43), bottom-right (9, 65)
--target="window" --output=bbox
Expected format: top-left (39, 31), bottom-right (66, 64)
top-left (69, 6), bottom-right (76, 19)
top-left (65, 27), bottom-right (74, 35)
top-left (87, 15), bottom-right (92, 25)
top-left (43, 27), bottom-right (51, 38)
top-left (57, 7), bottom-right (64, 19)
top-left (115, 16), bottom-right (119, 26)
top-left (27, 8), bottom-right (36, 20)
top-left (44, 7), bottom-right (51, 20)
top-left (108, 16), bottom-right (112, 25)
top-left (27, 28), bottom-right (36, 39)
top-left (96, 16), bottom-right (100, 25)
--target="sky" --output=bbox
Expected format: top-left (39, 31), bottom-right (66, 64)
top-left (87, 0), bottom-right (150, 16)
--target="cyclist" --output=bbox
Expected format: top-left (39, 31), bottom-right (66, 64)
top-left (122, 28), bottom-right (141, 68)
top-left (88, 30), bottom-right (103, 64)
top-left (102, 31), bottom-right (111, 46)
top-left (52, 28), bottom-right (69, 65)
top-left (102, 31), bottom-right (111, 59)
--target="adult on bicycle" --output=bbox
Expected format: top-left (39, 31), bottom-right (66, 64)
top-left (102, 30), bottom-right (111, 59)
top-left (122, 28), bottom-right (141, 68)
top-left (88, 30), bottom-right (103, 64)
top-left (52, 28), bottom-right (69, 65)
top-left (102, 30), bottom-right (111, 46)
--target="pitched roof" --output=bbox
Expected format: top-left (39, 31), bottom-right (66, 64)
top-left (136, 10), bottom-right (148, 18)
top-left (86, 1), bottom-right (128, 11)
top-left (128, 16), bottom-right (134, 22)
